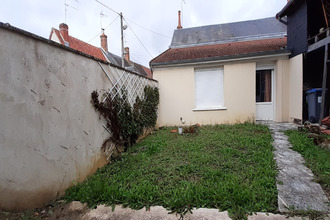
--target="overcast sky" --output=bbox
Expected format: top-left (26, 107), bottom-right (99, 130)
top-left (0, 0), bottom-right (287, 67)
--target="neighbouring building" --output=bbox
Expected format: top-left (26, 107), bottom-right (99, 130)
top-left (50, 23), bottom-right (152, 78)
top-left (276, 0), bottom-right (330, 123)
top-left (150, 14), bottom-right (303, 126)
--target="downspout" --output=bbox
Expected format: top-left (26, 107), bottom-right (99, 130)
top-left (320, 0), bottom-right (329, 28)
top-left (319, 43), bottom-right (328, 125)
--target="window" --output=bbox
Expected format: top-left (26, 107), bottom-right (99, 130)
top-left (194, 68), bottom-right (225, 110)
top-left (256, 69), bottom-right (272, 102)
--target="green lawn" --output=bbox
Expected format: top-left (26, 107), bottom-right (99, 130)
top-left (64, 123), bottom-right (278, 219)
top-left (285, 130), bottom-right (330, 196)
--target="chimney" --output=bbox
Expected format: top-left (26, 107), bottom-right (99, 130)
top-left (100, 29), bottom-right (108, 52)
top-left (177, 11), bottom-right (182, 29)
top-left (124, 47), bottom-right (130, 63)
top-left (59, 23), bottom-right (69, 46)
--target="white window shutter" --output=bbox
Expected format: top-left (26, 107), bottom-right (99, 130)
top-left (195, 68), bottom-right (224, 110)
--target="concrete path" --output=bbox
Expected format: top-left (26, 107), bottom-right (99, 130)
top-left (51, 201), bottom-right (325, 220)
top-left (268, 123), bottom-right (330, 212)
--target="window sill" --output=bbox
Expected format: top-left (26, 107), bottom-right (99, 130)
top-left (256, 102), bottom-right (272, 105)
top-left (193, 106), bottom-right (227, 111)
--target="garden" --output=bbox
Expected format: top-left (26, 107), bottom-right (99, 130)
top-left (64, 123), bottom-right (278, 219)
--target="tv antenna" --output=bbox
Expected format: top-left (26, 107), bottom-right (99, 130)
top-left (181, 0), bottom-right (186, 26)
top-left (64, 0), bottom-right (79, 23)
top-left (100, 11), bottom-right (108, 30)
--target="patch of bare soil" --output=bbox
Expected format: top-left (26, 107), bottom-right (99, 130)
top-left (0, 200), bottom-right (88, 220)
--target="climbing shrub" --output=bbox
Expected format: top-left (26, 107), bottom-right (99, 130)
top-left (91, 85), bottom-right (159, 151)
top-left (142, 86), bottom-right (159, 127)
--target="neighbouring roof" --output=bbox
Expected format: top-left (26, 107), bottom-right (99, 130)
top-left (50, 27), bottom-right (152, 78)
top-left (151, 37), bottom-right (288, 65)
top-left (170, 17), bottom-right (287, 48)
top-left (50, 28), bottom-right (107, 62)
top-left (103, 51), bottom-right (152, 78)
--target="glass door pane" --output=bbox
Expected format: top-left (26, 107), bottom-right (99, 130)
top-left (256, 70), bottom-right (272, 102)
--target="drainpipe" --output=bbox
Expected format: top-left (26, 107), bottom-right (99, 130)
top-left (319, 43), bottom-right (328, 125)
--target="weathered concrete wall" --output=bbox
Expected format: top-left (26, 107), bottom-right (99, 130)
top-left (0, 25), bottom-right (154, 211)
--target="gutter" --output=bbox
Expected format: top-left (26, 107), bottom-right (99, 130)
top-left (275, 0), bottom-right (301, 25)
top-left (276, 0), bottom-right (296, 20)
top-left (150, 50), bottom-right (291, 69)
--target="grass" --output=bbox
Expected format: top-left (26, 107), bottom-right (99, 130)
top-left (285, 130), bottom-right (330, 196)
top-left (64, 123), bottom-right (278, 219)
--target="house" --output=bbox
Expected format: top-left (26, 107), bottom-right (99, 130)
top-left (150, 14), bottom-right (303, 126)
top-left (276, 0), bottom-right (330, 123)
top-left (49, 23), bottom-right (152, 78)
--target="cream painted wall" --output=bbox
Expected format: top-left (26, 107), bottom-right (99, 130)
top-left (153, 62), bottom-right (256, 126)
top-left (153, 52), bottom-right (302, 126)
top-left (273, 55), bottom-right (303, 122)
top-left (154, 66), bottom-right (195, 126)
top-left (275, 59), bottom-right (290, 122)
top-left (288, 54), bottom-right (303, 122)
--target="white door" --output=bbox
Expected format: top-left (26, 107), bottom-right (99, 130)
top-left (256, 69), bottom-right (274, 121)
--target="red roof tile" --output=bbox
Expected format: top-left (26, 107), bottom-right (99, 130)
top-left (50, 28), bottom-right (107, 62)
top-left (141, 65), bottom-right (152, 78)
top-left (68, 36), bottom-right (107, 61)
top-left (151, 37), bottom-right (287, 64)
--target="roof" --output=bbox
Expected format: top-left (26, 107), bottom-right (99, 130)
top-left (50, 28), bottom-right (107, 62)
top-left (170, 17), bottom-right (287, 48)
top-left (151, 37), bottom-right (288, 66)
top-left (103, 51), bottom-right (152, 78)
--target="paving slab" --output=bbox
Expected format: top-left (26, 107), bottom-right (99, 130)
top-left (248, 212), bottom-right (330, 220)
top-left (74, 203), bottom-right (233, 220)
top-left (57, 202), bottom-right (329, 220)
top-left (268, 123), bottom-right (330, 212)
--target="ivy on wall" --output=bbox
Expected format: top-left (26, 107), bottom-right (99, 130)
top-left (91, 86), bottom-right (159, 151)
